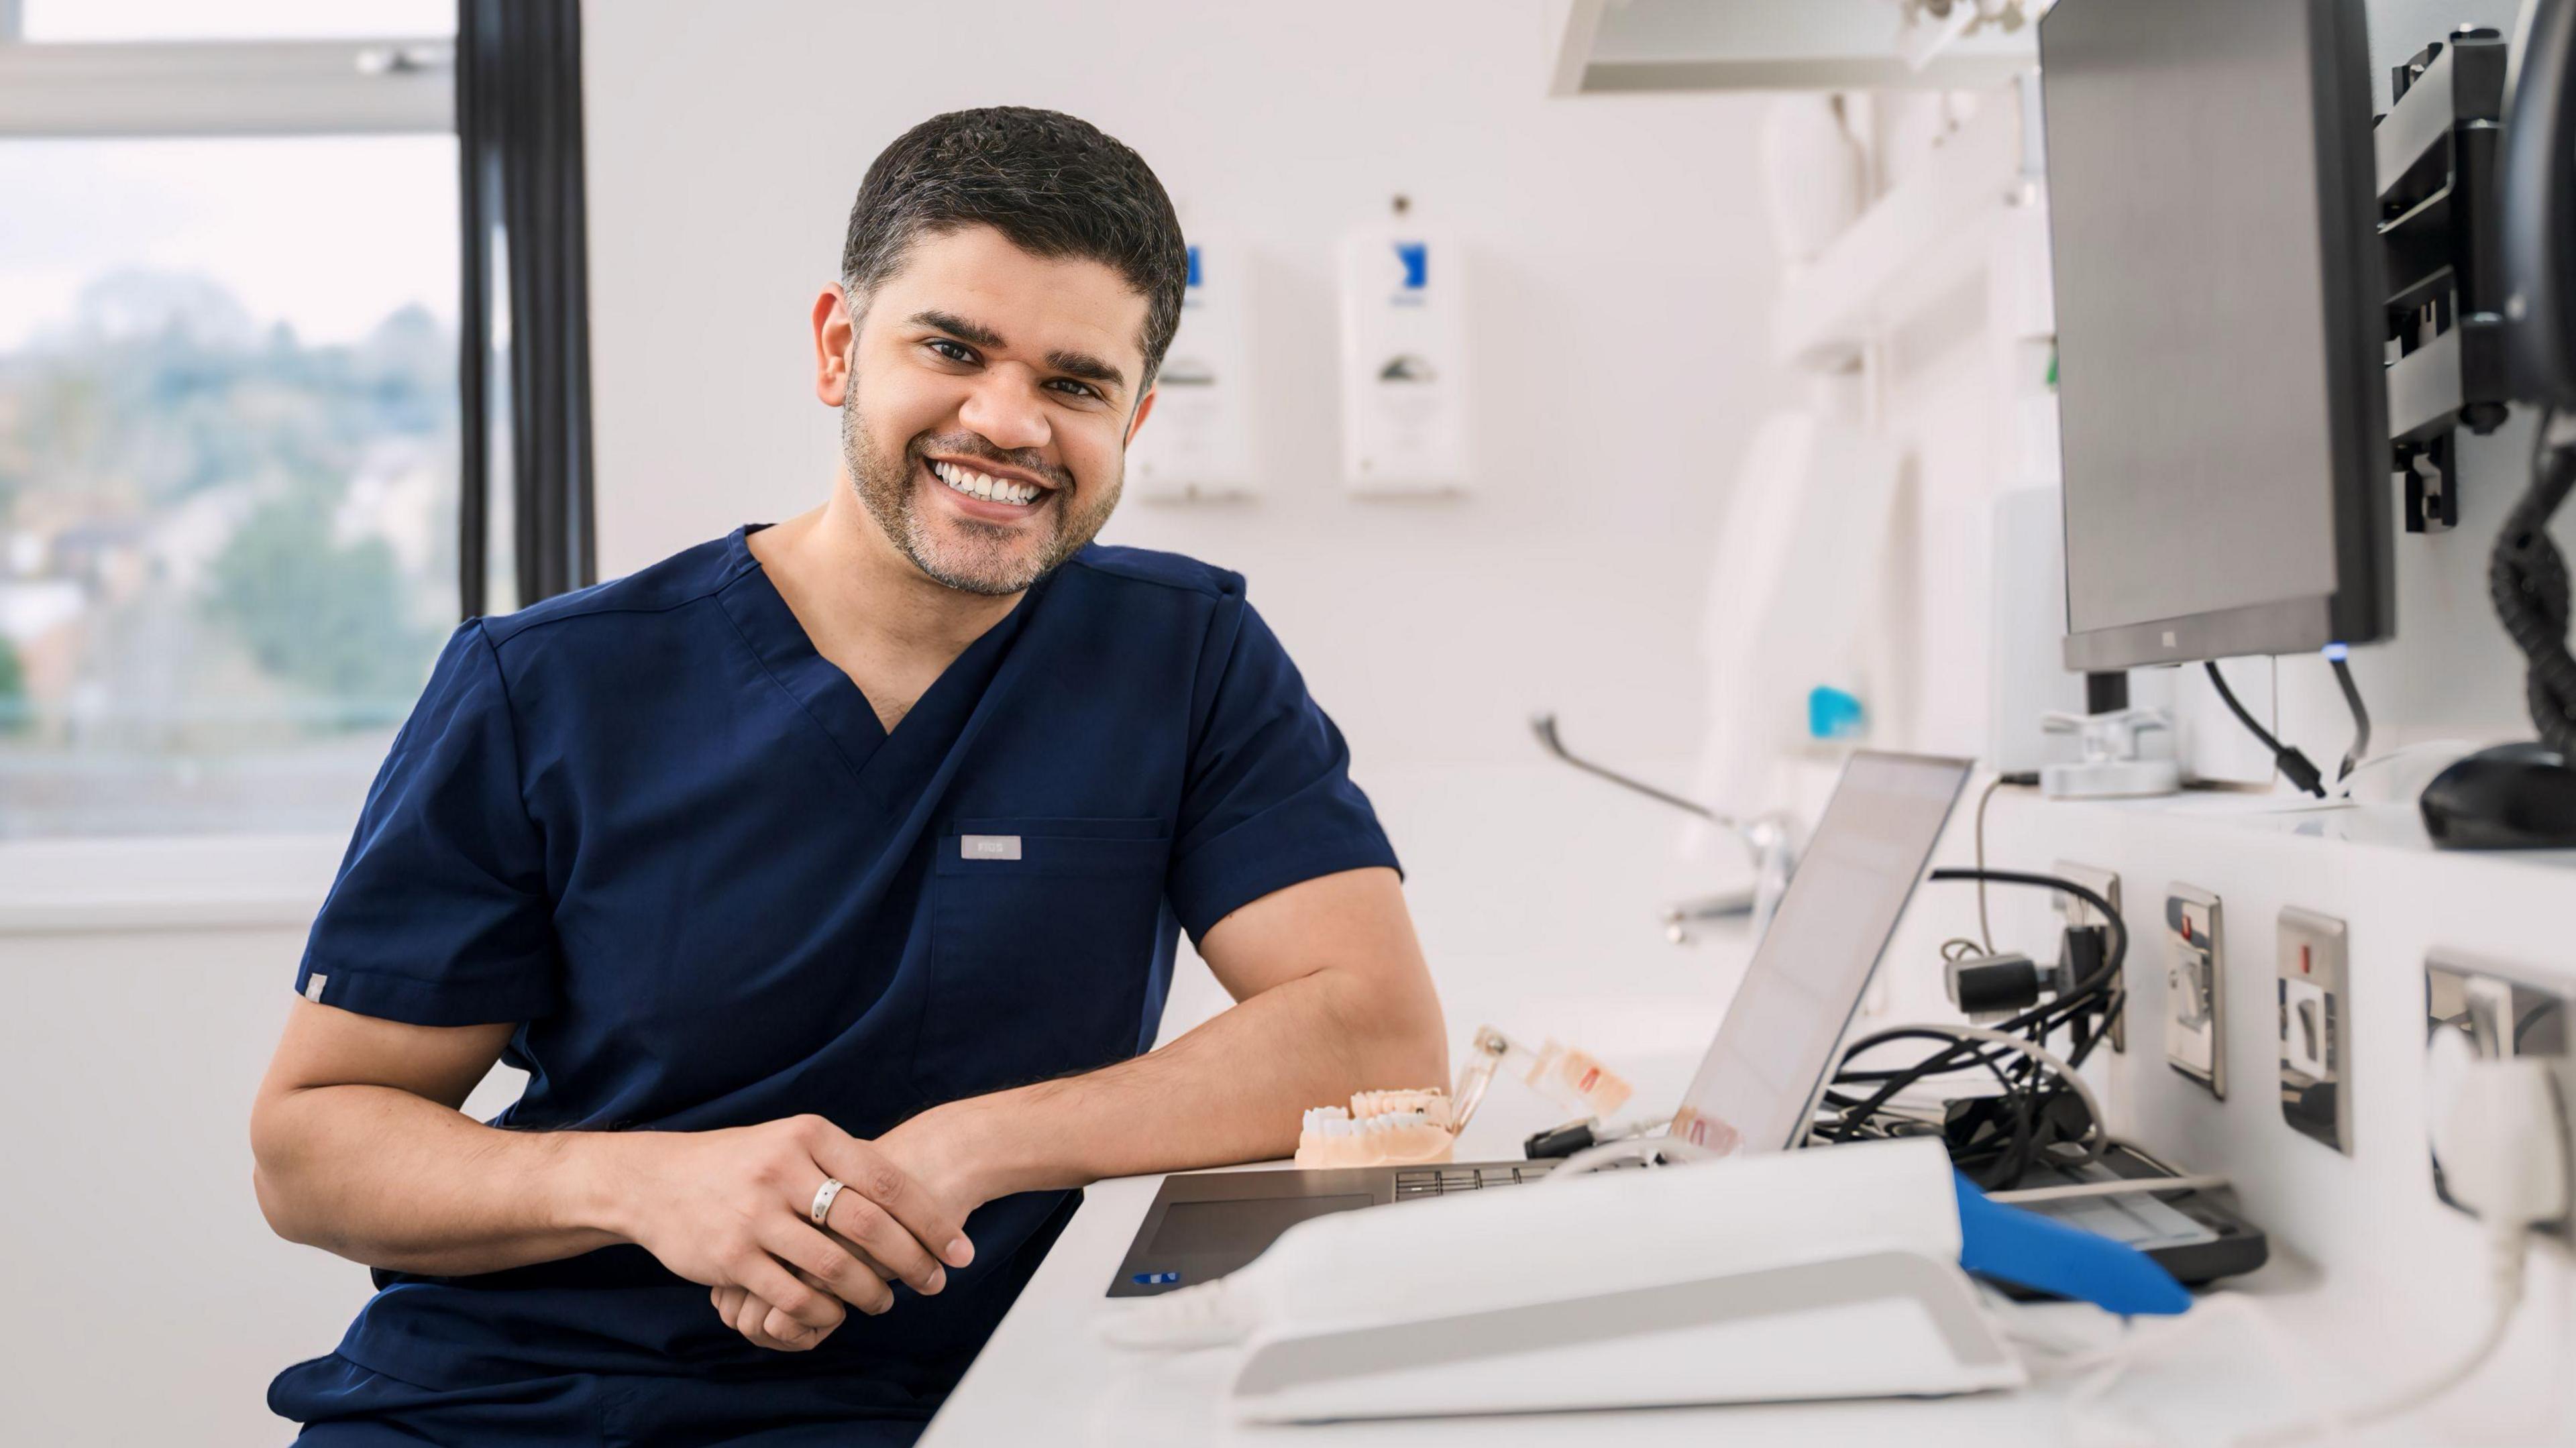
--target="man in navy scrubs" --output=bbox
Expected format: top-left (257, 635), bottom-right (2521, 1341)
top-left (250, 107), bottom-right (1447, 1445)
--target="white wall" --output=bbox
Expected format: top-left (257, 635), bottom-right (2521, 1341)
top-left (0, 918), bottom-right (529, 1447)
top-left (579, 1), bottom-right (1785, 1039)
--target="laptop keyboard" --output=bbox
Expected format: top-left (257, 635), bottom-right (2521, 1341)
top-left (1392, 1165), bottom-right (1549, 1197)
top-left (1391, 1158), bottom-right (1647, 1198)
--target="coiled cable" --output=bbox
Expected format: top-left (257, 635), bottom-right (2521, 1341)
top-left (2491, 408), bottom-right (2576, 756)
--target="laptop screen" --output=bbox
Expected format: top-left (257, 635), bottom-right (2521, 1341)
top-left (1668, 752), bottom-right (1971, 1157)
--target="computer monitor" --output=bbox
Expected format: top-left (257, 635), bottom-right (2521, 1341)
top-left (2039, 0), bottom-right (2393, 670)
top-left (1668, 751), bottom-right (1972, 1156)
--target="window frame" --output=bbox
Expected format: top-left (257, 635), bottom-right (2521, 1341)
top-left (0, 39), bottom-right (451, 137)
top-left (0, 21), bottom-right (459, 927)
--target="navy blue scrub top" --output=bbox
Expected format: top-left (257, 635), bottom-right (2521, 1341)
top-left (284, 524), bottom-right (1398, 1401)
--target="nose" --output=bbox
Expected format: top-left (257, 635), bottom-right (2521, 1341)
top-left (956, 366), bottom-right (1052, 455)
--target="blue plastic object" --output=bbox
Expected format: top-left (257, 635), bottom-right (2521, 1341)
top-left (1807, 685), bottom-right (1866, 740)
top-left (1951, 1173), bottom-right (2192, 1316)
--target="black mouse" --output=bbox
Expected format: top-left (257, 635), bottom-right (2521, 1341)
top-left (2420, 742), bottom-right (2576, 849)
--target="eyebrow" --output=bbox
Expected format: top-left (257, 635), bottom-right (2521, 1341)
top-left (1044, 348), bottom-right (1127, 394)
top-left (908, 309), bottom-right (1129, 397)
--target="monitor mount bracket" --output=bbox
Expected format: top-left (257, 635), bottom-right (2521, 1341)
top-left (2380, 26), bottom-right (2516, 533)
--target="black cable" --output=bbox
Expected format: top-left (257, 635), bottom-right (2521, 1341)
top-left (2068, 983), bottom-right (2125, 1070)
top-left (2204, 659), bottom-right (2327, 797)
top-left (1932, 869), bottom-right (2126, 1007)
top-left (1823, 869), bottom-right (2126, 1180)
top-left (2492, 408), bottom-right (2576, 757)
top-left (2328, 655), bottom-right (2371, 781)
top-left (1834, 1029), bottom-right (2027, 1096)
top-left (1828, 1027), bottom-right (2037, 1188)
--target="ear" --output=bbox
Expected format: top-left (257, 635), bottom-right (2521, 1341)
top-left (812, 284), bottom-right (858, 408)
top-left (1122, 386), bottom-right (1159, 448)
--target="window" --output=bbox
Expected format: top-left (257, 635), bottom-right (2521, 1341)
top-left (0, 5), bottom-right (459, 839)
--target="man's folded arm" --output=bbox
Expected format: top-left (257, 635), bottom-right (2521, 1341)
top-left (249, 1003), bottom-right (618, 1276)
top-left (250, 1002), bottom-right (971, 1326)
top-left (930, 865), bottom-right (1448, 1199)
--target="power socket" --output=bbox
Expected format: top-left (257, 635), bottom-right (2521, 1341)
top-left (2054, 860), bottom-right (2125, 1052)
top-left (2165, 886), bottom-right (2225, 1098)
top-left (2277, 908), bottom-right (2351, 1154)
top-left (2426, 954), bottom-right (2576, 1235)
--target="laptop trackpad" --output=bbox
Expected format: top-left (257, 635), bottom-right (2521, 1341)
top-left (1112, 1190), bottom-right (1377, 1295)
top-left (1148, 1193), bottom-right (1375, 1255)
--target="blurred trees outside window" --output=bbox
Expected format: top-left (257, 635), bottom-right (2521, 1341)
top-left (0, 133), bottom-right (460, 836)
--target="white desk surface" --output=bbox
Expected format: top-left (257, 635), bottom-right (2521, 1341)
top-left (916, 1056), bottom-right (2462, 1448)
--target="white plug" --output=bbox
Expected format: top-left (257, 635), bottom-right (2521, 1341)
top-left (2427, 1040), bottom-right (2569, 1229)
top-left (2233, 1051), bottom-right (2569, 1446)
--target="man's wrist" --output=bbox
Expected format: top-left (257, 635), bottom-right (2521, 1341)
top-left (913, 1091), bottom-right (1046, 1203)
top-left (540, 1129), bottom-right (639, 1243)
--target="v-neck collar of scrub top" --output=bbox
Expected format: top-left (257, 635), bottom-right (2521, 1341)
top-left (716, 522), bottom-right (1050, 811)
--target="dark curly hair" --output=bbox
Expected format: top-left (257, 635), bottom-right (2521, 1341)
top-left (841, 107), bottom-right (1187, 390)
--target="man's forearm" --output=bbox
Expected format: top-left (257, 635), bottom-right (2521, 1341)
top-left (253, 1083), bottom-right (626, 1276)
top-left (943, 962), bottom-right (1448, 1200)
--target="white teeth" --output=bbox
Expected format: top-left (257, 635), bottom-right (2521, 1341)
top-left (932, 460), bottom-right (1044, 506)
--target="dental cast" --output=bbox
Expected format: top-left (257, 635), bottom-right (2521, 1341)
top-left (1294, 1089), bottom-right (1456, 1168)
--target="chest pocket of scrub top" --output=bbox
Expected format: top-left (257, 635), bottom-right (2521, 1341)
top-left (916, 818), bottom-right (1171, 1101)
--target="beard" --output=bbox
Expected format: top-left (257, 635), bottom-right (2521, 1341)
top-left (841, 388), bottom-right (1119, 598)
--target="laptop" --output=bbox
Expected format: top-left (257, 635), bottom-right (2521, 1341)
top-left (1107, 750), bottom-right (1977, 1297)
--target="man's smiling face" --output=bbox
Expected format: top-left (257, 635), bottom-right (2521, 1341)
top-left (835, 224), bottom-right (1155, 596)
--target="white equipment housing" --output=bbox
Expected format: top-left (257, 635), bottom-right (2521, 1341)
top-left (1122, 1139), bottom-right (2027, 1422)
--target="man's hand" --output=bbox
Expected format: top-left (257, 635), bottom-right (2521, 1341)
top-left (588, 1113), bottom-right (977, 1347)
top-left (710, 1269), bottom-right (841, 1351)
top-left (703, 1101), bottom-right (1003, 1349)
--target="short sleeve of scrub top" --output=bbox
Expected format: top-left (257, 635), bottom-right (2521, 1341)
top-left (295, 620), bottom-right (554, 1026)
top-left (1168, 595), bottom-right (1397, 940)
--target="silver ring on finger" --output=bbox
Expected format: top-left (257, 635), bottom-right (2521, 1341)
top-left (810, 1176), bottom-right (845, 1225)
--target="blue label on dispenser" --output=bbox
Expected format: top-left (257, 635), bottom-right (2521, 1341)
top-left (1394, 241), bottom-right (1428, 290)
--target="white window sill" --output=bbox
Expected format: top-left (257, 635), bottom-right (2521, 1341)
top-left (0, 834), bottom-right (342, 936)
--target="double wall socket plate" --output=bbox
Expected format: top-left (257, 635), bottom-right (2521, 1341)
top-left (2278, 909), bottom-right (2351, 1154)
top-left (2426, 955), bottom-right (2575, 1235)
top-left (2054, 860), bottom-right (2125, 1052)
top-left (2166, 887), bottom-right (2224, 1098)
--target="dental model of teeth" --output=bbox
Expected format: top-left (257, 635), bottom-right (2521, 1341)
top-left (1293, 1089), bottom-right (1456, 1168)
top-left (930, 459), bottom-right (1044, 505)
